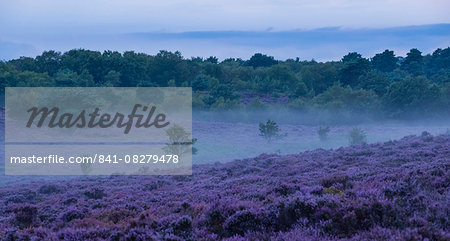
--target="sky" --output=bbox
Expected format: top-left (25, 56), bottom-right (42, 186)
top-left (0, 0), bottom-right (449, 60)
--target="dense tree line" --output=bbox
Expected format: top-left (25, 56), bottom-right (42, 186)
top-left (1, 48), bottom-right (449, 119)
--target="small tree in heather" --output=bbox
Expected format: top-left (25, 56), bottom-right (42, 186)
top-left (349, 127), bottom-right (367, 145)
top-left (259, 119), bottom-right (286, 142)
top-left (317, 126), bottom-right (330, 142)
top-left (164, 124), bottom-right (198, 156)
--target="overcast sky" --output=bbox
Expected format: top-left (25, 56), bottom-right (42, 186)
top-left (0, 0), bottom-right (449, 60)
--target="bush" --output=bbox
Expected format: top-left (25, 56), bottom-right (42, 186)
top-left (14, 205), bottom-right (38, 229)
top-left (38, 184), bottom-right (62, 194)
top-left (259, 119), bottom-right (286, 142)
top-left (317, 126), bottom-right (330, 141)
top-left (204, 201), bottom-right (236, 235)
top-left (61, 208), bottom-right (85, 223)
top-left (170, 215), bottom-right (192, 238)
top-left (84, 188), bottom-right (106, 200)
top-left (223, 210), bottom-right (261, 237)
top-left (349, 127), bottom-right (367, 145)
top-left (321, 174), bottom-right (353, 189)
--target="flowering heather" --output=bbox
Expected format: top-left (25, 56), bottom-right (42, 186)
top-left (0, 133), bottom-right (449, 240)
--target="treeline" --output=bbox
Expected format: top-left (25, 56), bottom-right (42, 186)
top-left (1, 48), bottom-right (449, 119)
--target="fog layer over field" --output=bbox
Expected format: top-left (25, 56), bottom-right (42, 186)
top-left (192, 110), bottom-right (450, 163)
top-left (0, 109), bottom-right (449, 184)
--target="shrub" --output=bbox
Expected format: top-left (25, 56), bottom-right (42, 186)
top-left (317, 126), bottom-right (331, 141)
top-left (61, 208), bottom-right (85, 223)
top-left (259, 119), bottom-right (287, 142)
top-left (204, 201), bottom-right (236, 235)
top-left (223, 210), bottom-right (261, 237)
top-left (321, 175), bottom-right (353, 189)
top-left (84, 188), bottom-right (106, 200)
top-left (38, 184), bottom-right (62, 194)
top-left (163, 124), bottom-right (196, 156)
top-left (278, 197), bottom-right (318, 229)
top-left (349, 127), bottom-right (367, 145)
top-left (14, 205), bottom-right (38, 229)
top-left (169, 215), bottom-right (193, 239)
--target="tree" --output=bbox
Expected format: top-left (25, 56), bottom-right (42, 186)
top-left (205, 56), bottom-right (218, 64)
top-left (103, 70), bottom-right (121, 87)
top-left (259, 119), bottom-right (286, 142)
top-left (210, 84), bottom-right (237, 101)
top-left (371, 50), bottom-right (397, 72)
top-left (357, 70), bottom-right (391, 96)
top-left (300, 62), bottom-right (339, 94)
top-left (349, 127), bottom-right (367, 145)
top-left (340, 52), bottom-right (370, 87)
top-left (191, 74), bottom-right (210, 91)
top-left (35, 50), bottom-right (61, 76)
top-left (61, 49), bottom-right (103, 82)
top-left (313, 83), bottom-right (380, 115)
top-left (317, 126), bottom-right (330, 142)
top-left (8, 57), bottom-right (37, 72)
top-left (163, 124), bottom-right (197, 156)
top-left (383, 76), bottom-right (441, 117)
top-left (401, 48), bottom-right (423, 76)
top-left (426, 48), bottom-right (450, 82)
top-left (246, 53), bottom-right (277, 68)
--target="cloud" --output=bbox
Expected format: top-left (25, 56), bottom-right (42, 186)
top-left (1, 0), bottom-right (449, 35)
top-left (1, 24), bottom-right (449, 61)
top-left (0, 40), bottom-right (37, 61)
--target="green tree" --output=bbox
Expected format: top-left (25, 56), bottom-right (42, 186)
top-left (340, 52), bottom-right (370, 87)
top-left (401, 48), bottom-right (423, 76)
top-left (246, 53), bottom-right (277, 68)
top-left (371, 50), bottom-right (397, 72)
top-left (259, 119), bottom-right (286, 142)
top-left (163, 124), bottom-right (197, 155)
top-left (383, 76), bottom-right (441, 117)
top-left (313, 84), bottom-right (380, 115)
top-left (191, 74), bottom-right (210, 91)
top-left (357, 70), bottom-right (391, 96)
top-left (103, 70), bottom-right (121, 87)
top-left (35, 50), bottom-right (61, 76)
top-left (300, 62), bottom-right (339, 94)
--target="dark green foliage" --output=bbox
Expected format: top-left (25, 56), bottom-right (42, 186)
top-left (191, 74), bottom-right (210, 91)
top-left (259, 119), bottom-right (286, 142)
top-left (313, 84), bottom-right (380, 115)
top-left (246, 53), bottom-right (278, 68)
top-left (300, 62), bottom-right (339, 94)
top-left (401, 48), bottom-right (423, 76)
top-left (357, 70), bottom-right (391, 96)
top-left (383, 76), bottom-right (442, 117)
top-left (340, 52), bottom-right (370, 87)
top-left (2, 47), bottom-right (450, 119)
top-left (371, 49), bottom-right (397, 72)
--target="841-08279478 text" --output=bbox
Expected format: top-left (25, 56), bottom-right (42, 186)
top-left (9, 154), bottom-right (180, 165)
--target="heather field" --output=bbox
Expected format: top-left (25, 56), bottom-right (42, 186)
top-left (0, 132), bottom-right (449, 240)
top-left (2, 0), bottom-right (450, 240)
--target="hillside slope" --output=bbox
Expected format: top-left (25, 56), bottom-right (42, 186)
top-left (0, 133), bottom-right (449, 240)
